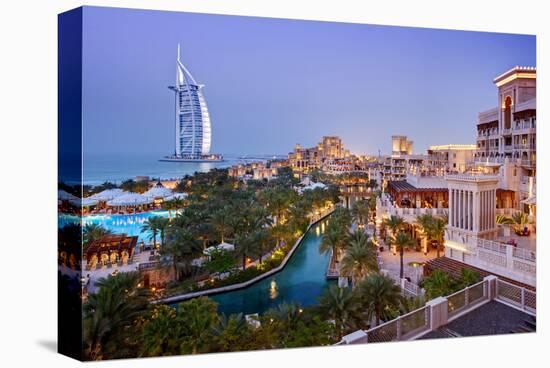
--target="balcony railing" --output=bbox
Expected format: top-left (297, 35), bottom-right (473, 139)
top-left (339, 277), bottom-right (520, 345)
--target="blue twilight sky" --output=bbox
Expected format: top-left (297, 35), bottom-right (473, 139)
top-left (82, 6), bottom-right (535, 157)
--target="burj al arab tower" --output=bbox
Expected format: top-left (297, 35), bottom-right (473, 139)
top-left (161, 45), bottom-right (222, 162)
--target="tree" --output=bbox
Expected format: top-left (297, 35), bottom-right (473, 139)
top-left (351, 200), bottom-right (370, 228)
top-left (318, 285), bottom-right (362, 339)
top-left (210, 313), bottom-right (252, 352)
top-left (393, 231), bottom-right (416, 279)
top-left (141, 216), bottom-right (162, 248)
top-left (235, 233), bottom-right (259, 271)
top-left (139, 305), bottom-right (181, 356)
top-left (177, 297), bottom-right (219, 354)
top-left (356, 273), bottom-right (402, 327)
top-left (510, 211), bottom-right (531, 234)
top-left (210, 207), bottom-right (232, 243)
top-left (415, 214), bottom-right (446, 257)
top-left (421, 269), bottom-right (454, 299)
top-left (383, 215), bottom-right (406, 239)
top-left (319, 225), bottom-right (346, 261)
top-left (430, 217), bottom-right (447, 258)
top-left (83, 223), bottom-right (112, 248)
top-left (340, 240), bottom-right (378, 286)
top-left (203, 248), bottom-right (236, 275)
top-left (162, 227), bottom-right (202, 281)
top-left (83, 272), bottom-right (147, 360)
top-left (156, 217), bottom-right (170, 247)
top-left (457, 268), bottom-right (480, 289)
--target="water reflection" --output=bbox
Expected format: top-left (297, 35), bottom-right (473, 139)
top-left (269, 280), bottom-right (278, 300)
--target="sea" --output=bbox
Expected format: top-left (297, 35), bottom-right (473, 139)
top-left (67, 152), bottom-right (285, 186)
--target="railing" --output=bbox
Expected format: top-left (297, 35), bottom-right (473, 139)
top-left (495, 279), bottom-right (536, 315)
top-left (512, 247), bottom-right (536, 262)
top-left (477, 238), bottom-right (507, 254)
top-left (447, 280), bottom-right (487, 320)
top-left (338, 276), bottom-right (536, 345)
top-left (387, 206), bottom-right (446, 217)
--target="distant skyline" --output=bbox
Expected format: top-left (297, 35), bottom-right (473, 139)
top-left (82, 6), bottom-right (536, 157)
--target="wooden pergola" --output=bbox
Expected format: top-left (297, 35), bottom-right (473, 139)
top-left (84, 234), bottom-right (137, 270)
top-left (386, 181), bottom-right (448, 208)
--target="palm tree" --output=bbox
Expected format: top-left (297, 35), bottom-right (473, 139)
top-left (340, 241), bottom-right (378, 286)
top-left (162, 227), bottom-right (202, 281)
top-left (83, 272), bottom-right (147, 360)
top-left (235, 233), bottom-right (259, 271)
top-left (510, 211), bottom-right (531, 234)
top-left (421, 269), bottom-right (454, 299)
top-left (430, 217), bottom-right (446, 258)
top-left (210, 207), bottom-right (231, 243)
top-left (356, 273), bottom-right (402, 327)
top-left (347, 228), bottom-right (369, 248)
top-left (458, 268), bottom-right (480, 289)
top-left (383, 215), bottom-right (406, 239)
top-left (83, 223), bottom-right (112, 248)
top-left (210, 313), bottom-right (251, 352)
top-left (141, 216), bottom-right (162, 249)
top-left (156, 217), bottom-right (170, 247)
top-left (351, 200), bottom-right (370, 228)
top-left (318, 284), bottom-right (362, 339)
top-left (319, 225), bottom-right (345, 261)
top-left (393, 231), bottom-right (416, 279)
top-left (177, 297), bottom-right (219, 355)
top-left (252, 228), bottom-right (271, 264)
top-left (139, 305), bottom-right (180, 357)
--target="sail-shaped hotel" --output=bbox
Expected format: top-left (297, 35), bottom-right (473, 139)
top-left (161, 45), bottom-right (222, 161)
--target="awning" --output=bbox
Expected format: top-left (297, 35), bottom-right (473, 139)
top-left (107, 193), bottom-right (152, 206)
top-left (90, 188), bottom-right (125, 201)
top-left (144, 186), bottom-right (173, 199)
top-left (69, 197), bottom-right (98, 207)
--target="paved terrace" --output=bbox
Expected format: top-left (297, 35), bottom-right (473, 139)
top-left (420, 301), bottom-right (535, 339)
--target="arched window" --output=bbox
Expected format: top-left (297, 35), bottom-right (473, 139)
top-left (503, 96), bottom-right (512, 129)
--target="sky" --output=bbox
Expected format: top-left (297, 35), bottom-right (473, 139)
top-left (82, 6), bottom-right (536, 157)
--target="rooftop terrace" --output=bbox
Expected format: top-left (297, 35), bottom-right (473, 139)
top-left (420, 301), bottom-right (535, 339)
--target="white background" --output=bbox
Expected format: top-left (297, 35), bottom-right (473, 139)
top-left (0, 0), bottom-right (547, 367)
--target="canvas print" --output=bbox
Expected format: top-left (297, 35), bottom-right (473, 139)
top-left (58, 6), bottom-right (536, 361)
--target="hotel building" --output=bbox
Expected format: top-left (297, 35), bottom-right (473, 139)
top-left (170, 45), bottom-right (212, 159)
top-left (288, 136), bottom-right (353, 174)
top-left (474, 66), bottom-right (536, 214)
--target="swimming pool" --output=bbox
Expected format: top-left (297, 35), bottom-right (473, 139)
top-left (209, 218), bottom-right (335, 315)
top-left (58, 210), bottom-right (177, 244)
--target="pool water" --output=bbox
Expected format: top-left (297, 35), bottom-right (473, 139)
top-left (209, 218), bottom-right (335, 315)
top-left (58, 210), bottom-right (177, 244)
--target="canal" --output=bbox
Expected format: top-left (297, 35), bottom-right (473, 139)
top-left (209, 217), bottom-right (335, 315)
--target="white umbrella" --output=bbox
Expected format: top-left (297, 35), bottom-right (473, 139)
top-left (107, 193), bottom-right (151, 206)
top-left (90, 188), bottom-right (125, 201)
top-left (58, 189), bottom-right (78, 201)
top-left (144, 186), bottom-right (173, 199)
top-left (69, 197), bottom-right (98, 207)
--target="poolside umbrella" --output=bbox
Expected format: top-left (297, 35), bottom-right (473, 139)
top-left (69, 197), bottom-right (98, 207)
top-left (58, 189), bottom-right (79, 201)
top-left (144, 186), bottom-right (173, 200)
top-left (107, 193), bottom-right (152, 207)
top-left (90, 188), bottom-right (125, 202)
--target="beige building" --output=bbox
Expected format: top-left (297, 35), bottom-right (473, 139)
top-left (426, 144), bottom-right (476, 174)
top-left (475, 66), bottom-right (536, 215)
top-left (288, 136), bottom-right (351, 174)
